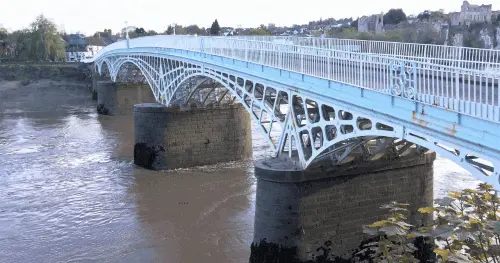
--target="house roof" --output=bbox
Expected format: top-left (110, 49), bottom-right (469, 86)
top-left (85, 37), bottom-right (106, 46)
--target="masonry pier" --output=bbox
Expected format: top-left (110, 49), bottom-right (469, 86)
top-left (133, 103), bottom-right (252, 170)
top-left (91, 69), bottom-right (107, 101)
top-left (250, 152), bottom-right (435, 262)
top-left (96, 82), bottom-right (155, 116)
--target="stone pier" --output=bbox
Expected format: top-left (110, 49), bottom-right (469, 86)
top-left (133, 103), bottom-right (252, 170)
top-left (91, 70), bottom-right (107, 101)
top-left (251, 152), bottom-right (435, 262)
top-left (96, 82), bottom-right (155, 116)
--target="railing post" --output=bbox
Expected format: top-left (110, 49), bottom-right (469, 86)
top-left (300, 47), bottom-right (304, 73)
top-left (245, 41), bottom-right (248, 61)
top-left (278, 44), bottom-right (282, 69)
top-left (359, 57), bottom-right (363, 87)
top-left (389, 61), bottom-right (395, 95)
top-left (455, 71), bottom-right (460, 111)
top-left (260, 43), bottom-right (264, 64)
top-left (327, 52), bottom-right (331, 80)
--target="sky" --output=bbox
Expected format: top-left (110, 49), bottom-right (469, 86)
top-left (0, 0), bottom-right (497, 35)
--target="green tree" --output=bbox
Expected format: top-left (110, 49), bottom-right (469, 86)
top-left (248, 24), bottom-right (271, 36)
top-left (28, 14), bottom-right (66, 61)
top-left (210, 19), bottom-right (220, 36)
top-left (186, 25), bottom-right (201, 35)
top-left (350, 18), bottom-right (358, 28)
top-left (128, 30), bottom-right (138, 39)
top-left (339, 27), bottom-right (358, 39)
top-left (249, 28), bottom-right (271, 36)
top-left (0, 28), bottom-right (8, 41)
top-left (174, 25), bottom-right (187, 35)
top-left (0, 28), bottom-right (9, 57)
top-left (384, 8), bottom-right (407, 25)
top-left (135, 27), bottom-right (146, 35)
top-left (166, 25), bottom-right (174, 35)
top-left (417, 10), bottom-right (432, 21)
top-left (9, 29), bottom-right (31, 60)
top-left (267, 23), bottom-right (276, 32)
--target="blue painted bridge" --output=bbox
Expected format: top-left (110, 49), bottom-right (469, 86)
top-left (84, 35), bottom-right (500, 188)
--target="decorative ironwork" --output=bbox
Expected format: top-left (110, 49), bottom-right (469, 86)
top-left (390, 60), bottom-right (416, 99)
top-left (85, 36), bottom-right (500, 189)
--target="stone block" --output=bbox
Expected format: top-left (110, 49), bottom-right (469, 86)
top-left (97, 82), bottom-right (155, 116)
top-left (133, 103), bottom-right (252, 170)
top-left (251, 152), bottom-right (435, 261)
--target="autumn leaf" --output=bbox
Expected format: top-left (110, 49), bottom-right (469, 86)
top-left (418, 207), bottom-right (436, 214)
top-left (464, 189), bottom-right (477, 194)
top-left (368, 220), bottom-right (392, 228)
top-left (407, 233), bottom-right (417, 239)
top-left (434, 248), bottom-right (450, 260)
top-left (469, 218), bottom-right (481, 224)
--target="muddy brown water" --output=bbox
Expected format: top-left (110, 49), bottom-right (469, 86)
top-left (0, 80), bottom-right (481, 263)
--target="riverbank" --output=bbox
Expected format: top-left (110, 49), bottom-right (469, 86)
top-left (0, 62), bottom-right (91, 82)
top-left (0, 63), bottom-right (93, 114)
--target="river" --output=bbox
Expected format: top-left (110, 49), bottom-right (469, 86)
top-left (0, 80), bottom-right (481, 263)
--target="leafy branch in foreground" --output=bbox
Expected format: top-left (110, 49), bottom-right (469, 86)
top-left (359, 183), bottom-right (500, 263)
top-left (356, 202), bottom-right (419, 263)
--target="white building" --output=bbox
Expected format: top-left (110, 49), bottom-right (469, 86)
top-left (87, 45), bottom-right (104, 57)
top-left (66, 45), bottom-right (105, 62)
top-left (450, 1), bottom-right (493, 26)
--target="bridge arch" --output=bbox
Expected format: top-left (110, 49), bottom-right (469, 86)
top-left (167, 69), bottom-right (493, 185)
top-left (92, 51), bottom-right (500, 187)
top-left (168, 71), bottom-right (288, 156)
top-left (98, 57), bottom-right (159, 100)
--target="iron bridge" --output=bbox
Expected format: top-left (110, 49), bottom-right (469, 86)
top-left (84, 35), bottom-right (500, 189)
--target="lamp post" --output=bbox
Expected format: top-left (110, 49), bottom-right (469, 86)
top-left (125, 21), bottom-right (130, 48)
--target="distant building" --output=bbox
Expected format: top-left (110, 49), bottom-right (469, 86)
top-left (492, 10), bottom-right (500, 21)
top-left (85, 37), bottom-right (106, 57)
top-left (450, 1), bottom-right (493, 26)
top-left (63, 33), bottom-right (88, 48)
top-left (358, 13), bottom-right (384, 33)
top-left (63, 32), bottom-right (121, 62)
top-left (65, 51), bottom-right (86, 62)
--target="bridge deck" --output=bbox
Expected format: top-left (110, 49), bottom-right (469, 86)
top-left (85, 35), bottom-right (500, 188)
top-left (233, 35), bottom-right (500, 72)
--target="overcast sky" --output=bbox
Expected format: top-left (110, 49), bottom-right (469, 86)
top-left (0, 0), bottom-right (497, 35)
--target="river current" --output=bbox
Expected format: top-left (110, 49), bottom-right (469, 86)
top-left (0, 81), bottom-right (481, 262)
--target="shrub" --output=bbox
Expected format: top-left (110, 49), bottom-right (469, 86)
top-left (361, 183), bottom-right (500, 262)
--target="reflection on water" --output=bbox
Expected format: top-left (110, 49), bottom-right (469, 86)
top-left (0, 84), bottom-right (479, 262)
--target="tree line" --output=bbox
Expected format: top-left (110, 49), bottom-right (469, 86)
top-left (126, 19), bottom-right (222, 38)
top-left (2, 8), bottom-right (499, 62)
top-left (0, 15), bottom-right (66, 61)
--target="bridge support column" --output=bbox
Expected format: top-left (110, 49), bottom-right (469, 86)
top-left (251, 152), bottom-right (435, 262)
top-left (97, 82), bottom-right (155, 116)
top-left (133, 103), bottom-right (252, 170)
top-left (91, 70), bottom-right (107, 101)
top-left (96, 81), bottom-right (117, 115)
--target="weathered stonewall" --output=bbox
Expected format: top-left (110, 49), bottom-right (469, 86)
top-left (133, 103), bottom-right (252, 170)
top-left (96, 82), bottom-right (155, 116)
top-left (251, 152), bottom-right (435, 262)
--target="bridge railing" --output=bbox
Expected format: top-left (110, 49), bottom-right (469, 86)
top-left (231, 36), bottom-right (500, 72)
top-left (91, 35), bottom-right (500, 121)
